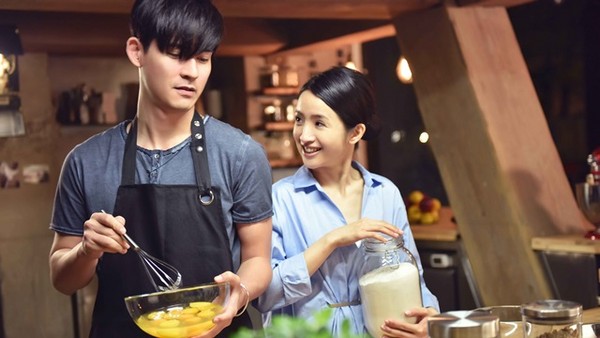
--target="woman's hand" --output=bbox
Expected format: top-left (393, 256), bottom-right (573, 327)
top-left (326, 218), bottom-right (402, 248)
top-left (191, 271), bottom-right (249, 338)
top-left (380, 307), bottom-right (438, 338)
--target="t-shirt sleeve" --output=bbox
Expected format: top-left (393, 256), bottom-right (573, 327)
top-left (230, 136), bottom-right (273, 224)
top-left (50, 148), bottom-right (88, 236)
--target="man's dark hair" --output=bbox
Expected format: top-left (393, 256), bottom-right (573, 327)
top-left (130, 0), bottom-right (224, 60)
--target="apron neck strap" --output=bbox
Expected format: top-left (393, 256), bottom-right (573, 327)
top-left (121, 113), bottom-right (214, 200)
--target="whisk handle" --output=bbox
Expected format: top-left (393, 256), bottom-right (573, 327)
top-left (122, 233), bottom-right (141, 251)
top-left (100, 210), bottom-right (140, 251)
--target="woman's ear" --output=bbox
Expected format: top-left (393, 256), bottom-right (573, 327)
top-left (349, 123), bottom-right (366, 145)
top-left (125, 37), bottom-right (143, 67)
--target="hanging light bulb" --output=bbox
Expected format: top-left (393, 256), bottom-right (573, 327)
top-left (0, 53), bottom-right (17, 94)
top-left (396, 56), bottom-right (413, 84)
top-left (0, 24), bottom-right (25, 137)
top-left (344, 60), bottom-right (357, 71)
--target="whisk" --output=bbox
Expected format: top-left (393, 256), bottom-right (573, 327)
top-left (101, 210), bottom-right (182, 291)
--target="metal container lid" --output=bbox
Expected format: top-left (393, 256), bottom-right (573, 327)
top-left (428, 310), bottom-right (500, 338)
top-left (521, 300), bottom-right (582, 320)
top-left (476, 305), bottom-right (522, 322)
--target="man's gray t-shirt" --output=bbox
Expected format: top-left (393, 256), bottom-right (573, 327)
top-left (50, 115), bottom-right (273, 269)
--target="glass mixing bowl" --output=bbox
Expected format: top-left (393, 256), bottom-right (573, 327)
top-left (124, 282), bottom-right (230, 338)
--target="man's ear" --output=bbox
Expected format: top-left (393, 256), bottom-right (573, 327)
top-left (125, 37), bottom-right (143, 67)
top-left (349, 123), bottom-right (366, 145)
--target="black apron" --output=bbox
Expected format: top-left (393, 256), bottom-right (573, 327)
top-left (90, 113), bottom-right (252, 337)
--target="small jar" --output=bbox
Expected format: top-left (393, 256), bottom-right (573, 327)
top-left (259, 64), bottom-right (280, 88)
top-left (521, 300), bottom-right (582, 338)
top-left (358, 236), bottom-right (423, 338)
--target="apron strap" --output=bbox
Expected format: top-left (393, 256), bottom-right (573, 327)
top-left (122, 119), bottom-right (138, 185)
top-left (190, 112), bottom-right (215, 205)
top-left (121, 113), bottom-right (215, 207)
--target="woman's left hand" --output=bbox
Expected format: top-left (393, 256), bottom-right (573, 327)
top-left (380, 307), bottom-right (438, 338)
top-left (191, 271), bottom-right (248, 338)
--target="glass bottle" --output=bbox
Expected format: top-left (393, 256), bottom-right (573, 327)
top-left (358, 235), bottom-right (423, 338)
top-left (521, 300), bottom-right (582, 338)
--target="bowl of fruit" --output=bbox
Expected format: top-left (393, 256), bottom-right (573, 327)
top-left (406, 190), bottom-right (442, 225)
top-left (124, 282), bottom-right (229, 338)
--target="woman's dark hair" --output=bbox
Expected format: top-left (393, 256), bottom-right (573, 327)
top-left (300, 66), bottom-right (381, 141)
top-left (130, 0), bottom-right (223, 60)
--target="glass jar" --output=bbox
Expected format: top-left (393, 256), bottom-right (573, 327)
top-left (358, 235), bottom-right (423, 338)
top-left (521, 300), bottom-right (582, 338)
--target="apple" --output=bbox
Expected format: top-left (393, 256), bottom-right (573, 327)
top-left (419, 197), bottom-right (435, 212)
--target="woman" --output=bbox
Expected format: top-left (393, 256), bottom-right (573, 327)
top-left (257, 66), bottom-right (439, 337)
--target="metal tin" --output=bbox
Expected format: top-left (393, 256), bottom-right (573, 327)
top-left (521, 300), bottom-right (581, 324)
top-left (428, 310), bottom-right (500, 338)
top-left (476, 305), bottom-right (524, 337)
top-left (521, 300), bottom-right (582, 338)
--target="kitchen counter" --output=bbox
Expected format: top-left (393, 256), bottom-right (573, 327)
top-left (584, 306), bottom-right (600, 324)
top-left (410, 207), bottom-right (458, 242)
top-left (531, 234), bottom-right (600, 254)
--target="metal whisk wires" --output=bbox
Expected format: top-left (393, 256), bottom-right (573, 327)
top-left (101, 210), bottom-right (182, 291)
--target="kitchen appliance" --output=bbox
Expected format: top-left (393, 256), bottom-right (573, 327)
top-left (576, 148), bottom-right (600, 240)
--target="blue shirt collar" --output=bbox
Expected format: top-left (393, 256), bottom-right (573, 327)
top-left (292, 161), bottom-right (382, 191)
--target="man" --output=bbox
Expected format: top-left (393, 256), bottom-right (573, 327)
top-left (48, 0), bottom-right (273, 336)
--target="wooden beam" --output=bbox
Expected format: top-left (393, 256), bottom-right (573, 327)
top-left (457, 0), bottom-right (537, 7)
top-left (270, 23), bottom-right (396, 57)
top-left (0, 0), bottom-right (440, 19)
top-left (213, 0), bottom-right (439, 19)
top-left (393, 5), bottom-right (587, 305)
top-left (0, 0), bottom-right (538, 18)
top-left (0, 11), bottom-right (288, 56)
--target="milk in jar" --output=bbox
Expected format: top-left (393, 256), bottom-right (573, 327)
top-left (358, 236), bottom-right (423, 338)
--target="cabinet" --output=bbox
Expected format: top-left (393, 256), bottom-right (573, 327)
top-left (532, 235), bottom-right (600, 309)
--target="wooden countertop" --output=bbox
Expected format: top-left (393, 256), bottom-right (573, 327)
top-left (584, 306), bottom-right (600, 324)
top-left (531, 234), bottom-right (600, 254)
top-left (410, 207), bottom-right (459, 242)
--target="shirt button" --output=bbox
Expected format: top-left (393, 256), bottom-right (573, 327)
top-left (194, 133), bottom-right (203, 140)
top-left (153, 154), bottom-right (160, 159)
top-left (194, 120), bottom-right (201, 127)
top-left (196, 146), bottom-right (204, 153)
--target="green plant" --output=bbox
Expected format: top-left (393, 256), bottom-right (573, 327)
top-left (231, 308), bottom-right (368, 338)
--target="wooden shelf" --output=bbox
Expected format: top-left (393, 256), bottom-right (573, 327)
top-left (262, 87), bottom-right (299, 96)
top-left (531, 234), bottom-right (600, 254)
top-left (265, 121), bottom-right (294, 131)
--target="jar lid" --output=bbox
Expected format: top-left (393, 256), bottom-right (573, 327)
top-left (428, 310), bottom-right (499, 338)
top-left (521, 300), bottom-right (582, 320)
top-left (364, 235), bottom-right (403, 252)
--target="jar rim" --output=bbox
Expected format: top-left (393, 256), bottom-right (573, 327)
top-left (364, 235), bottom-right (404, 252)
top-left (521, 300), bottom-right (582, 319)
